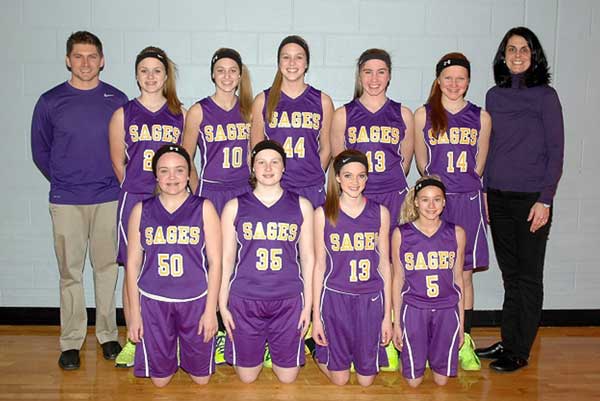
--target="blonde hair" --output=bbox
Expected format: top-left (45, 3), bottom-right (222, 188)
top-left (399, 175), bottom-right (445, 224)
top-left (136, 46), bottom-right (183, 115)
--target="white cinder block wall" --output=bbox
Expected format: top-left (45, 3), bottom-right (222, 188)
top-left (1, 0), bottom-right (598, 310)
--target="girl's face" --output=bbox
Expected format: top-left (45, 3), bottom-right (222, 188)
top-left (136, 57), bottom-right (167, 94)
top-left (253, 149), bottom-right (285, 187)
top-left (504, 35), bottom-right (531, 75)
top-left (336, 162), bottom-right (368, 199)
top-left (212, 57), bottom-right (241, 93)
top-left (437, 65), bottom-right (469, 102)
top-left (415, 185), bottom-right (445, 221)
top-left (155, 152), bottom-right (189, 195)
top-left (278, 43), bottom-right (307, 82)
top-left (359, 59), bottom-right (390, 97)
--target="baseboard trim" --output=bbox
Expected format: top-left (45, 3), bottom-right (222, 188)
top-left (0, 307), bottom-right (598, 326)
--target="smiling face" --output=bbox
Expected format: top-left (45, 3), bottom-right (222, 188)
top-left (253, 149), bottom-right (285, 187)
top-left (415, 185), bottom-right (445, 221)
top-left (278, 43), bottom-right (308, 82)
top-left (155, 152), bottom-right (189, 196)
top-left (359, 59), bottom-right (390, 97)
top-left (66, 43), bottom-right (104, 87)
top-left (437, 65), bottom-right (469, 102)
top-left (212, 57), bottom-right (241, 93)
top-left (136, 57), bottom-right (167, 95)
top-left (504, 35), bottom-right (531, 74)
top-left (336, 162), bottom-right (368, 199)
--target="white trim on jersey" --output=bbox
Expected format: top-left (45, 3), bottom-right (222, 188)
top-left (401, 304), bottom-right (416, 379)
top-left (138, 288), bottom-right (207, 303)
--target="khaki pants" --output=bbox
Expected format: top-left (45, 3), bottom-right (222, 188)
top-left (49, 201), bottom-right (119, 351)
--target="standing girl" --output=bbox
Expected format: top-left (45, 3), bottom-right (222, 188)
top-left (250, 35), bottom-right (334, 208)
top-left (109, 46), bottom-right (185, 367)
top-left (182, 48), bottom-right (253, 215)
top-left (312, 150), bottom-right (392, 386)
top-left (219, 140), bottom-right (314, 384)
top-left (413, 53), bottom-right (491, 370)
top-left (126, 145), bottom-right (221, 387)
top-left (330, 49), bottom-right (414, 224)
top-left (392, 177), bottom-right (465, 387)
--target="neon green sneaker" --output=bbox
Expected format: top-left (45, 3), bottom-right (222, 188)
top-left (380, 342), bottom-right (399, 372)
top-left (459, 333), bottom-right (481, 371)
top-left (263, 344), bottom-right (272, 368)
top-left (214, 331), bottom-right (226, 365)
top-left (115, 340), bottom-right (135, 368)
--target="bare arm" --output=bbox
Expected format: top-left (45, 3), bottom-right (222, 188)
top-left (218, 198), bottom-right (239, 340)
top-left (413, 106), bottom-right (428, 176)
top-left (400, 106), bottom-right (415, 175)
top-left (250, 92), bottom-right (266, 148)
top-left (181, 103), bottom-right (203, 194)
top-left (298, 197), bottom-right (315, 337)
top-left (475, 110), bottom-right (491, 177)
top-left (319, 93), bottom-right (334, 169)
top-left (391, 227), bottom-right (405, 350)
top-left (198, 199), bottom-right (222, 342)
top-left (108, 107), bottom-right (126, 184)
top-left (330, 106), bottom-right (347, 158)
top-left (378, 205), bottom-right (392, 345)
top-left (311, 208), bottom-right (328, 346)
top-left (126, 202), bottom-right (144, 343)
top-left (454, 225), bottom-right (466, 346)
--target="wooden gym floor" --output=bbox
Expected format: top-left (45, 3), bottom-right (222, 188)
top-left (0, 326), bottom-right (598, 401)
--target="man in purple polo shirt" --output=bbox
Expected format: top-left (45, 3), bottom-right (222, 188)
top-left (31, 31), bottom-right (128, 370)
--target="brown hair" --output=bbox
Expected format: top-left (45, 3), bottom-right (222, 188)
top-left (427, 52), bottom-right (470, 138)
top-left (136, 46), bottom-right (183, 115)
top-left (66, 31), bottom-right (103, 56)
top-left (324, 150), bottom-right (369, 226)
top-left (353, 48), bottom-right (392, 99)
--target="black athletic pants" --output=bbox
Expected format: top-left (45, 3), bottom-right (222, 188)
top-left (487, 188), bottom-right (552, 360)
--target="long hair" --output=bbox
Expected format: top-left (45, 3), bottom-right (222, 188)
top-left (399, 175), bottom-right (444, 224)
top-left (324, 150), bottom-right (369, 227)
top-left (353, 48), bottom-right (391, 99)
top-left (266, 35), bottom-right (310, 124)
top-left (492, 26), bottom-right (550, 88)
top-left (239, 64), bottom-right (253, 123)
top-left (136, 46), bottom-right (183, 115)
top-left (427, 52), bottom-right (470, 138)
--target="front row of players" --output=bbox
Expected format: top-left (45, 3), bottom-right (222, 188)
top-left (127, 141), bottom-right (465, 387)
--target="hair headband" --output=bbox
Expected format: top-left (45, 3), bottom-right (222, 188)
top-left (334, 153), bottom-right (369, 173)
top-left (211, 48), bottom-right (243, 82)
top-left (151, 145), bottom-right (191, 177)
top-left (278, 35), bottom-right (310, 70)
top-left (435, 57), bottom-right (470, 77)
top-left (415, 178), bottom-right (446, 196)
top-left (251, 140), bottom-right (287, 167)
top-left (136, 51), bottom-right (168, 71)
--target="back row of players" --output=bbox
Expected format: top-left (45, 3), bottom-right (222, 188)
top-left (113, 35), bottom-right (490, 387)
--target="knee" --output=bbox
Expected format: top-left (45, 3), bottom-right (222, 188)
top-left (356, 375), bottom-right (375, 387)
top-left (406, 377), bottom-right (423, 388)
top-left (330, 373), bottom-right (350, 386)
top-left (238, 373), bottom-right (259, 384)
top-left (275, 372), bottom-right (299, 384)
top-left (433, 375), bottom-right (449, 386)
top-left (151, 376), bottom-right (172, 388)
top-left (190, 375), bottom-right (210, 385)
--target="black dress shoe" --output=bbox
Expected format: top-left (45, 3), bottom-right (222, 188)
top-left (58, 349), bottom-right (80, 370)
top-left (101, 341), bottom-right (122, 360)
top-left (490, 356), bottom-right (528, 372)
top-left (475, 341), bottom-right (505, 359)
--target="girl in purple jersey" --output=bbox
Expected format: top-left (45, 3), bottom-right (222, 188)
top-left (182, 48), bottom-right (253, 215)
top-left (312, 150), bottom-right (392, 386)
top-left (126, 145), bottom-right (221, 387)
top-left (330, 49), bottom-right (414, 225)
top-left (250, 35), bottom-right (334, 208)
top-left (392, 176), bottom-right (465, 387)
top-left (413, 53), bottom-right (491, 371)
top-left (109, 46), bottom-right (185, 367)
top-left (219, 140), bottom-right (314, 384)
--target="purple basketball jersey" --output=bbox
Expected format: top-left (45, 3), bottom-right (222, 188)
top-left (263, 85), bottom-right (325, 190)
top-left (423, 102), bottom-right (482, 193)
top-left (229, 191), bottom-right (304, 300)
top-left (137, 195), bottom-right (208, 300)
top-left (398, 221), bottom-right (461, 309)
top-left (122, 99), bottom-right (183, 194)
top-left (196, 97), bottom-right (250, 192)
top-left (344, 98), bottom-right (408, 194)
top-left (323, 199), bottom-right (383, 294)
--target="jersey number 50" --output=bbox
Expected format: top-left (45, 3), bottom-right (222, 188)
top-left (158, 253), bottom-right (184, 277)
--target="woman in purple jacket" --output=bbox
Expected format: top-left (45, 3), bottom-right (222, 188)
top-left (476, 26), bottom-right (564, 373)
